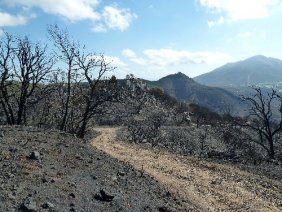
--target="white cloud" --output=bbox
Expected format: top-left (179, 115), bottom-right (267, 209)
top-left (237, 31), bottom-right (252, 38)
top-left (122, 48), bottom-right (147, 65)
top-left (96, 6), bottom-right (137, 32)
top-left (122, 48), bottom-right (231, 67)
top-left (1, 0), bottom-right (137, 32)
top-left (199, 0), bottom-right (280, 26)
top-left (92, 23), bottom-right (107, 33)
top-left (207, 16), bottom-right (225, 28)
top-left (122, 48), bottom-right (137, 58)
top-left (103, 56), bottom-right (128, 67)
top-left (120, 49), bottom-right (233, 79)
top-left (143, 49), bottom-right (232, 66)
top-left (2, 0), bottom-right (100, 22)
top-left (129, 57), bottom-right (147, 65)
top-left (0, 11), bottom-right (30, 27)
top-left (103, 55), bottom-right (129, 78)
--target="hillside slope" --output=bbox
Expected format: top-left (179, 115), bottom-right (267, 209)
top-left (146, 72), bottom-right (245, 114)
top-left (194, 55), bottom-right (282, 86)
top-left (0, 126), bottom-right (186, 211)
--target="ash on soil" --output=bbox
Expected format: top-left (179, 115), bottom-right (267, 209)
top-left (0, 126), bottom-right (189, 211)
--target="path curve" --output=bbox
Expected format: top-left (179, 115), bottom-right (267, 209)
top-left (92, 127), bottom-right (282, 211)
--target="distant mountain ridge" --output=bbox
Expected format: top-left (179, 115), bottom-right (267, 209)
top-left (145, 72), bottom-right (245, 114)
top-left (194, 55), bottom-right (282, 87)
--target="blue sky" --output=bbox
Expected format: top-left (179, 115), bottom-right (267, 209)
top-left (1, 0), bottom-right (282, 80)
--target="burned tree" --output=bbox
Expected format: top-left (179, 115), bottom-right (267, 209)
top-left (75, 52), bottom-right (117, 138)
top-left (0, 32), bottom-right (54, 125)
top-left (242, 87), bottom-right (282, 159)
top-left (13, 36), bottom-right (54, 124)
top-left (48, 24), bottom-right (78, 131)
top-left (47, 25), bottom-right (120, 137)
top-left (0, 32), bottom-right (15, 124)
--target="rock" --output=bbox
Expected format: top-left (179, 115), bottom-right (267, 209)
top-left (20, 196), bottom-right (37, 211)
top-left (29, 151), bottom-right (40, 160)
top-left (75, 155), bottom-right (83, 160)
top-left (0, 131), bottom-right (4, 137)
top-left (111, 176), bottom-right (118, 182)
top-left (9, 147), bottom-right (17, 153)
top-left (8, 173), bottom-right (15, 178)
top-left (69, 203), bottom-right (76, 211)
top-left (117, 171), bottom-right (126, 176)
top-left (158, 206), bottom-right (171, 212)
top-left (69, 193), bottom-right (76, 198)
top-left (42, 202), bottom-right (55, 209)
top-left (42, 177), bottom-right (48, 183)
top-left (70, 208), bottom-right (76, 212)
top-left (94, 189), bottom-right (115, 202)
top-left (8, 193), bottom-right (16, 200)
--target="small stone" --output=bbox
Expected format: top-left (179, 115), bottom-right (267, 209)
top-left (70, 208), bottom-right (76, 212)
top-left (75, 155), bottom-right (83, 160)
top-left (20, 196), bottom-right (37, 211)
top-left (8, 173), bottom-right (15, 178)
top-left (29, 151), bottom-right (40, 160)
top-left (117, 171), bottom-right (126, 176)
top-left (8, 193), bottom-right (16, 200)
top-left (111, 176), bottom-right (118, 182)
top-left (69, 193), bottom-right (75, 198)
top-left (92, 175), bottom-right (98, 180)
top-left (94, 189), bottom-right (115, 202)
top-left (210, 179), bottom-right (216, 184)
top-left (0, 131), bottom-right (4, 137)
top-left (42, 177), bottom-right (48, 183)
top-left (100, 189), bottom-right (114, 200)
top-left (42, 202), bottom-right (55, 209)
top-left (68, 182), bottom-right (76, 187)
top-left (158, 206), bottom-right (170, 212)
top-left (9, 147), bottom-right (17, 153)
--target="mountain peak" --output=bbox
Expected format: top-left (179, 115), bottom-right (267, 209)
top-left (145, 72), bottom-right (243, 114)
top-left (249, 55), bottom-right (267, 59)
top-left (194, 55), bottom-right (282, 87)
top-left (164, 72), bottom-right (190, 79)
top-left (245, 55), bottom-right (268, 61)
top-left (175, 71), bottom-right (186, 76)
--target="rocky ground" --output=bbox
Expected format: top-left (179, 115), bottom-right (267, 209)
top-left (0, 125), bottom-right (189, 211)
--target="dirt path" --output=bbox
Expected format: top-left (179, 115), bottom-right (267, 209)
top-left (92, 127), bottom-right (282, 211)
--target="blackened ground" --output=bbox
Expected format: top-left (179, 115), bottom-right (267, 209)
top-left (0, 125), bottom-right (191, 211)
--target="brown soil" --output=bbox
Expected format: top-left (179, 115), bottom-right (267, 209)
top-left (92, 127), bottom-right (282, 211)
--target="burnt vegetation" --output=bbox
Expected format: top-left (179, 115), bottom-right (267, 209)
top-left (0, 26), bottom-right (282, 166)
top-left (0, 25), bottom-right (121, 138)
top-left (118, 85), bottom-right (282, 166)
